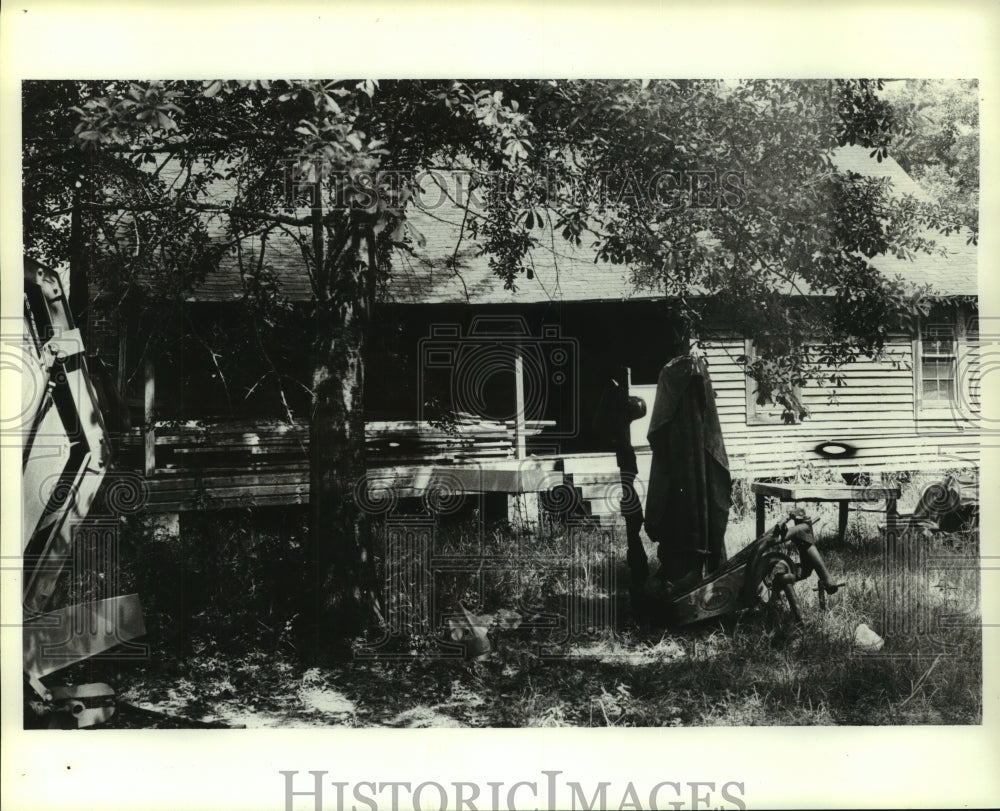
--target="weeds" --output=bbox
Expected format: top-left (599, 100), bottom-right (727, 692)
top-left (94, 471), bottom-right (980, 728)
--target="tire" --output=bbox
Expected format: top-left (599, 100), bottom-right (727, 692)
top-left (752, 552), bottom-right (796, 606)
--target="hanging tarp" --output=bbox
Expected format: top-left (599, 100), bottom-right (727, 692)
top-left (644, 354), bottom-right (731, 584)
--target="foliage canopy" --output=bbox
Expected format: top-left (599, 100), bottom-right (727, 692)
top-left (23, 78), bottom-right (973, 421)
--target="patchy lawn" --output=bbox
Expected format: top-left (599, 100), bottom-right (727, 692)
top-left (92, 508), bottom-right (982, 727)
top-left (91, 489), bottom-right (980, 729)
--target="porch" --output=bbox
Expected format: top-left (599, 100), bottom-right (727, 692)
top-left (119, 418), bottom-right (626, 525)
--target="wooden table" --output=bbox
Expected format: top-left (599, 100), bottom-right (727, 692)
top-left (752, 482), bottom-right (901, 543)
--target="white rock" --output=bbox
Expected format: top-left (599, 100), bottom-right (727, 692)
top-left (854, 623), bottom-right (885, 651)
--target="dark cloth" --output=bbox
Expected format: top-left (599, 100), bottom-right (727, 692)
top-left (645, 355), bottom-right (731, 582)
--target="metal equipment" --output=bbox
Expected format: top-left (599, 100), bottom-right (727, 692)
top-left (21, 257), bottom-right (145, 727)
top-left (660, 525), bottom-right (799, 625)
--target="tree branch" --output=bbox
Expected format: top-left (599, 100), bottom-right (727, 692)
top-left (46, 199), bottom-right (313, 227)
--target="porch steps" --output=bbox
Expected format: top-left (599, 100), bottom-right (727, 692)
top-left (548, 456), bottom-right (625, 528)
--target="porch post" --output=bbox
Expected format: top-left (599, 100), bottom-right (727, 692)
top-left (509, 345), bottom-right (538, 526)
top-left (143, 356), bottom-right (156, 477)
top-left (513, 346), bottom-right (527, 460)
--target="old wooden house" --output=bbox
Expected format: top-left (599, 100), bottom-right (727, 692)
top-left (87, 146), bottom-right (980, 527)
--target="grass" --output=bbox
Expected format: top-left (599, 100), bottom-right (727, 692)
top-left (81, 471), bottom-right (981, 728)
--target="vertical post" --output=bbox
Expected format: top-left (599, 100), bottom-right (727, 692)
top-left (117, 330), bottom-right (127, 391)
top-left (513, 345), bottom-right (526, 460)
top-left (838, 500), bottom-right (849, 544)
top-left (614, 365), bottom-right (648, 593)
top-left (756, 492), bottom-right (766, 538)
top-left (885, 495), bottom-right (899, 531)
top-left (143, 356), bottom-right (155, 477)
top-left (508, 346), bottom-right (537, 527)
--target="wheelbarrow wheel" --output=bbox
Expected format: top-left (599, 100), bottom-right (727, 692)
top-left (753, 552), bottom-right (796, 606)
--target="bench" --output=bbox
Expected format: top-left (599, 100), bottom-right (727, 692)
top-left (752, 482), bottom-right (901, 543)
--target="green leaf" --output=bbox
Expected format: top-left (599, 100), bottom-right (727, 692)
top-left (409, 222), bottom-right (427, 248)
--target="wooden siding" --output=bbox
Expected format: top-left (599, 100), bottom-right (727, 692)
top-left (629, 332), bottom-right (980, 479)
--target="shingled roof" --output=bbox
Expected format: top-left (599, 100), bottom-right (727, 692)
top-left (381, 206), bottom-right (656, 305)
top-left (868, 229), bottom-right (977, 297)
top-left (183, 145), bottom-right (976, 304)
top-left (830, 145), bottom-right (977, 297)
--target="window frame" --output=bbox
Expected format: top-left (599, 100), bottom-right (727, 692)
top-left (743, 338), bottom-right (802, 426)
top-left (912, 311), bottom-right (970, 421)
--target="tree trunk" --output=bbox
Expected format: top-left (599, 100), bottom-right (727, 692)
top-left (299, 273), bottom-right (380, 658)
top-left (68, 182), bottom-right (91, 342)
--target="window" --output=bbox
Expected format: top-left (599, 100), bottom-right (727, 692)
top-left (744, 338), bottom-right (801, 425)
top-left (919, 323), bottom-right (957, 405)
top-left (913, 311), bottom-right (979, 423)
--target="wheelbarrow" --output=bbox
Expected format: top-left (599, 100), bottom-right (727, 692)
top-left (658, 526), bottom-right (800, 626)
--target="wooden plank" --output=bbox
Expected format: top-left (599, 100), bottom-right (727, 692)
top-left (147, 493), bottom-right (308, 511)
top-left (802, 386), bottom-right (914, 398)
top-left (802, 402), bottom-right (917, 414)
top-left (168, 445), bottom-right (307, 455)
top-left (722, 424), bottom-right (977, 441)
top-left (368, 457), bottom-right (561, 477)
top-left (148, 488), bottom-right (308, 509)
top-left (751, 482), bottom-right (900, 500)
top-left (733, 442), bottom-right (976, 462)
top-left (733, 457), bottom-right (976, 479)
top-left (728, 442), bottom-right (980, 462)
top-left (148, 464), bottom-right (299, 476)
top-left (152, 417), bottom-right (308, 433)
top-left (137, 414), bottom-right (558, 476)
top-left (146, 470), bottom-right (308, 491)
top-left (196, 430), bottom-right (307, 441)
top-left (728, 426), bottom-right (981, 441)
top-left (730, 420), bottom-right (979, 435)
top-left (729, 445), bottom-right (979, 463)
top-left (154, 432), bottom-right (306, 448)
top-left (365, 419), bottom-right (552, 435)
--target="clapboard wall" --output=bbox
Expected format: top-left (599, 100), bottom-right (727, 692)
top-left (628, 325), bottom-right (980, 479)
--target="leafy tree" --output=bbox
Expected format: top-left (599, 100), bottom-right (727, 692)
top-left (22, 78), bottom-right (961, 651)
top-left (24, 79), bottom-right (534, 653)
top-left (885, 78), bottom-right (979, 236)
top-left (439, 79), bottom-right (960, 418)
